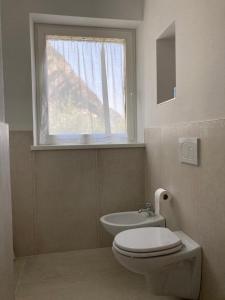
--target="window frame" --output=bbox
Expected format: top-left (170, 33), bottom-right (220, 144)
top-left (33, 23), bottom-right (137, 146)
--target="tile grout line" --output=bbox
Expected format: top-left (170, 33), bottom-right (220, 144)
top-left (96, 149), bottom-right (103, 248)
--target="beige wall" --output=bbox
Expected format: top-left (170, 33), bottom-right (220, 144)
top-left (2, 0), bottom-right (144, 130)
top-left (2, 0), bottom-right (145, 258)
top-left (10, 131), bottom-right (145, 257)
top-left (0, 0), bottom-right (14, 299)
top-left (138, 0), bottom-right (225, 128)
top-left (0, 124), bottom-right (14, 300)
top-left (0, 0), bottom-right (4, 122)
top-left (139, 1), bottom-right (225, 300)
top-left (145, 123), bottom-right (225, 300)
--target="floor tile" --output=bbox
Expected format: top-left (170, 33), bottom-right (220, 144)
top-left (15, 247), bottom-right (177, 300)
top-left (14, 257), bottom-right (26, 288)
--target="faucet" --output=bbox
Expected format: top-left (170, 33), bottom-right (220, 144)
top-left (138, 202), bottom-right (154, 216)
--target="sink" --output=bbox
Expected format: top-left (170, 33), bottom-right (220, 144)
top-left (100, 211), bottom-right (165, 236)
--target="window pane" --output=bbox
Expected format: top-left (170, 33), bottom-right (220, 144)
top-left (46, 36), bottom-right (127, 136)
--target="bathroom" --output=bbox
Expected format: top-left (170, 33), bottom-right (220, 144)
top-left (1, 0), bottom-right (225, 299)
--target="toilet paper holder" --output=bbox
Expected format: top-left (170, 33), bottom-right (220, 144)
top-left (154, 188), bottom-right (172, 216)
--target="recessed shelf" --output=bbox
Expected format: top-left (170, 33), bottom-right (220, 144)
top-left (156, 22), bottom-right (176, 104)
top-left (157, 97), bottom-right (176, 105)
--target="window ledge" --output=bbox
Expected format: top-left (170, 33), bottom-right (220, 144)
top-left (31, 143), bottom-right (145, 151)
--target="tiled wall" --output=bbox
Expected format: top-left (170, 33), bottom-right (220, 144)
top-left (145, 119), bottom-right (225, 300)
top-left (10, 131), bottom-right (145, 257)
top-left (0, 123), bottom-right (14, 300)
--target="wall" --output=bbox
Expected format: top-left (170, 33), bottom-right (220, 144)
top-left (138, 1), bottom-right (225, 299)
top-left (138, 0), bottom-right (225, 128)
top-left (0, 1), bottom-right (14, 299)
top-left (1, 0), bottom-right (145, 257)
top-left (145, 123), bottom-right (225, 300)
top-left (10, 131), bottom-right (145, 257)
top-left (2, 0), bottom-right (144, 130)
top-left (0, 123), bottom-right (14, 300)
top-left (0, 0), bottom-right (4, 122)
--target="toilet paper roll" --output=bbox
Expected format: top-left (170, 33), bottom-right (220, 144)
top-left (154, 188), bottom-right (172, 216)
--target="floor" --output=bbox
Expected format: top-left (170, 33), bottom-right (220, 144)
top-left (15, 247), bottom-right (176, 300)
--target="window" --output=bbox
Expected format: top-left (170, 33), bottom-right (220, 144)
top-left (33, 24), bottom-right (136, 145)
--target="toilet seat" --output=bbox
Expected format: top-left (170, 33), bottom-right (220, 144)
top-left (113, 227), bottom-right (183, 258)
top-left (113, 241), bottom-right (183, 258)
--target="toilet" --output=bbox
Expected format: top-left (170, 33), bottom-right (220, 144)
top-left (112, 227), bottom-right (201, 300)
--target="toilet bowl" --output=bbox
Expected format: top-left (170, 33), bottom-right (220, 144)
top-left (112, 227), bottom-right (201, 300)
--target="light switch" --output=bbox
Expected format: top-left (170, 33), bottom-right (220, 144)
top-left (179, 137), bottom-right (199, 166)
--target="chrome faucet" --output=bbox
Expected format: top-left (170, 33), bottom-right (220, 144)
top-left (138, 202), bottom-right (154, 216)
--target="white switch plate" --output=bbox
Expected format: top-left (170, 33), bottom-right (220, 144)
top-left (179, 137), bottom-right (199, 166)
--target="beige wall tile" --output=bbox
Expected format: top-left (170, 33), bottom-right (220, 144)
top-left (10, 131), bottom-right (36, 256)
top-left (196, 120), bottom-right (225, 299)
top-left (160, 124), bottom-right (202, 234)
top-left (98, 148), bottom-right (145, 215)
top-left (145, 119), bottom-right (225, 300)
top-left (0, 123), bottom-right (14, 300)
top-left (34, 150), bottom-right (99, 253)
top-left (10, 131), bottom-right (145, 256)
top-left (98, 226), bottom-right (113, 248)
top-left (144, 128), bottom-right (162, 205)
top-left (97, 147), bottom-right (146, 247)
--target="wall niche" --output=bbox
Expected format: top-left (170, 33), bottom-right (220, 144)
top-left (156, 22), bottom-right (176, 104)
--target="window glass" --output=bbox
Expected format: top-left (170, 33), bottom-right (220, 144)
top-left (46, 36), bottom-right (127, 138)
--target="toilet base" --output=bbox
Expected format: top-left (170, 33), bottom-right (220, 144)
top-left (112, 231), bottom-right (201, 300)
top-left (145, 254), bottom-right (201, 299)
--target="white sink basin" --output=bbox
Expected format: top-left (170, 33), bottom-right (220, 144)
top-left (100, 211), bottom-right (165, 236)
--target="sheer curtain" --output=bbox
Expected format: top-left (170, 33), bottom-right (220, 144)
top-left (40, 36), bottom-right (127, 145)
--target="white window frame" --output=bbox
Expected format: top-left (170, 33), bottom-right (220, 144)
top-left (32, 23), bottom-right (137, 146)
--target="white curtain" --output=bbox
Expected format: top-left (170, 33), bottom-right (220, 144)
top-left (40, 36), bottom-right (127, 145)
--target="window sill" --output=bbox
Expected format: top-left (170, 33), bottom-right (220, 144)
top-left (31, 143), bottom-right (145, 151)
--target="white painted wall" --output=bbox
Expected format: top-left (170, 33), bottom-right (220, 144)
top-left (2, 0), bottom-right (144, 130)
top-left (0, 0), bottom-right (4, 122)
top-left (137, 0), bottom-right (225, 127)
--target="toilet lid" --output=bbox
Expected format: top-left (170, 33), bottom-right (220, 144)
top-left (113, 241), bottom-right (183, 258)
top-left (114, 227), bottom-right (182, 253)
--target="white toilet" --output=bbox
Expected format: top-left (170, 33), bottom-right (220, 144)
top-left (112, 227), bottom-right (201, 299)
